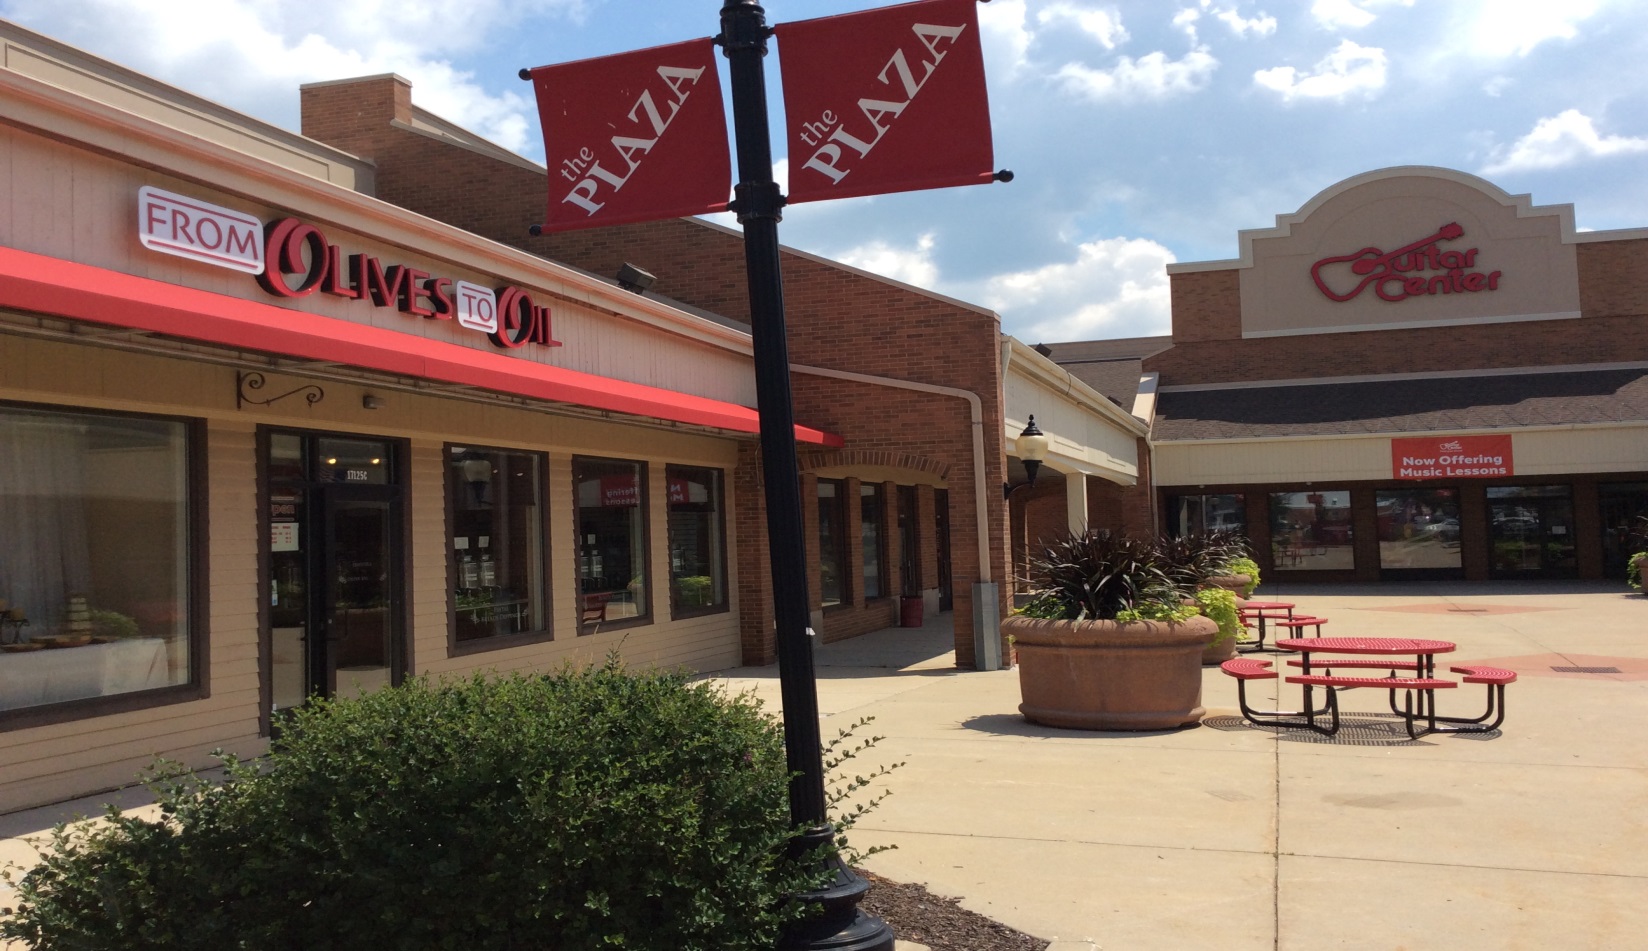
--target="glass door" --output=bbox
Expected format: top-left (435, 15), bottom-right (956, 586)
top-left (322, 492), bottom-right (400, 700)
top-left (1488, 486), bottom-right (1577, 578)
top-left (265, 432), bottom-right (405, 723)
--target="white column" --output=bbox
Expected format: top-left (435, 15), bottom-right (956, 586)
top-left (1065, 470), bottom-right (1088, 535)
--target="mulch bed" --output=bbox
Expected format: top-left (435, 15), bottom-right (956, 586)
top-left (856, 870), bottom-right (1049, 951)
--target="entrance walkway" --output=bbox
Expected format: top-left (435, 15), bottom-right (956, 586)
top-left (713, 581), bottom-right (1648, 949)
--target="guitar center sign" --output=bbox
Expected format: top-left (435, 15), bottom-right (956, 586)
top-left (1311, 222), bottom-right (1503, 304)
top-left (1391, 435), bottom-right (1514, 480)
top-left (138, 186), bottom-right (562, 351)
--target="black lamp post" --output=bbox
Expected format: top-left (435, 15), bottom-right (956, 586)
top-left (718, 2), bottom-right (893, 948)
top-left (1006, 415), bottom-right (1050, 496)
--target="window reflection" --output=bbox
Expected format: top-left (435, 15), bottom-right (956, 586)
top-left (666, 465), bottom-right (726, 615)
top-left (1269, 490), bottom-right (1354, 570)
top-left (448, 446), bottom-right (545, 643)
top-left (574, 457), bottom-right (649, 628)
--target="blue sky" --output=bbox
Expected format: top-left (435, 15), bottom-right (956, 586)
top-left (3, 0), bottom-right (1644, 342)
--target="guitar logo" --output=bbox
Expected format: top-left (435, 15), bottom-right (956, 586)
top-left (1310, 223), bottom-right (1466, 302)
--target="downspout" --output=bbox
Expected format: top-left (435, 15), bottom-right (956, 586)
top-left (790, 363), bottom-right (994, 585)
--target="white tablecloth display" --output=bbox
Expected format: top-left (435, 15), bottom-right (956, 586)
top-left (0, 638), bottom-right (172, 711)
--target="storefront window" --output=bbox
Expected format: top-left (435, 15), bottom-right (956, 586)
top-left (1269, 490), bottom-right (1354, 570)
top-left (1376, 488), bottom-right (1461, 570)
top-left (1600, 482), bottom-right (1648, 577)
top-left (818, 480), bottom-right (847, 607)
top-left (448, 446), bottom-right (546, 644)
top-left (1167, 493), bottom-right (1246, 536)
top-left (861, 484), bottom-right (885, 600)
top-left (1, 404), bottom-right (193, 714)
top-left (666, 465), bottom-right (726, 616)
top-left (574, 457), bottom-right (649, 628)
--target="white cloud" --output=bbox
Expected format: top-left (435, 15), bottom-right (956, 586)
top-left (835, 234), bottom-right (941, 290)
top-left (1, 0), bottom-right (580, 152)
top-left (1482, 110), bottom-right (1648, 174)
top-left (1056, 47), bottom-right (1219, 101)
top-left (1460, 0), bottom-right (1599, 57)
top-left (1036, 2), bottom-right (1129, 50)
top-left (986, 237), bottom-right (1176, 342)
top-left (978, 0), bottom-right (1035, 75)
top-left (1253, 40), bottom-right (1387, 102)
top-left (1482, 76), bottom-right (1513, 97)
top-left (1215, 7), bottom-right (1278, 38)
top-left (1311, 0), bottom-right (1375, 30)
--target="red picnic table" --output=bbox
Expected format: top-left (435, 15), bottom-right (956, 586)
top-left (1236, 600), bottom-right (1295, 653)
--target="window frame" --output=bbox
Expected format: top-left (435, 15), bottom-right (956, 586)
top-left (444, 442), bottom-right (553, 657)
top-left (0, 400), bottom-right (208, 732)
top-left (818, 478), bottom-right (850, 609)
top-left (665, 464), bottom-right (730, 620)
top-left (572, 455), bottom-right (653, 635)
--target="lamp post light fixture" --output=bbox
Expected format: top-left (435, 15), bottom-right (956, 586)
top-left (1006, 415), bottom-right (1050, 496)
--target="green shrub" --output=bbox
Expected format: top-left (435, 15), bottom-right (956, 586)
top-left (1, 662), bottom-right (827, 950)
top-left (1192, 587), bottom-right (1244, 644)
top-left (1115, 601), bottom-right (1199, 623)
top-left (1628, 552), bottom-right (1646, 591)
top-left (1222, 556), bottom-right (1262, 597)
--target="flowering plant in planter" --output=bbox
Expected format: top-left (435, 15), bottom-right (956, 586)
top-left (1008, 529), bottom-right (1217, 731)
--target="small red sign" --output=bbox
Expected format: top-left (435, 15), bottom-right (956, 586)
top-left (1391, 435), bottom-right (1514, 480)
top-left (528, 39), bottom-right (731, 233)
top-left (777, 0), bottom-right (995, 204)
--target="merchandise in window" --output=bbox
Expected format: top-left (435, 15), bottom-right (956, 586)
top-left (1269, 490), bottom-right (1355, 570)
top-left (574, 457), bottom-right (650, 628)
top-left (448, 446), bottom-right (547, 644)
top-left (1167, 493), bottom-right (1246, 536)
top-left (1, 404), bottom-right (194, 714)
top-left (666, 465), bottom-right (727, 616)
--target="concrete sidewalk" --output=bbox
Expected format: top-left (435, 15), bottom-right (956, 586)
top-left (716, 581), bottom-right (1648, 950)
top-left (4, 582), bottom-right (1644, 949)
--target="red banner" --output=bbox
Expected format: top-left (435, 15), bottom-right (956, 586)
top-left (776, 0), bottom-right (995, 204)
top-left (1391, 435), bottom-right (1514, 480)
top-left (527, 40), bottom-right (731, 232)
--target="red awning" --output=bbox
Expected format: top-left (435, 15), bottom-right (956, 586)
top-left (0, 246), bottom-right (841, 446)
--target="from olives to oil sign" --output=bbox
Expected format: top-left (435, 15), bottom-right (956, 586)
top-left (137, 186), bottom-right (562, 351)
top-left (1391, 434), bottom-right (1514, 480)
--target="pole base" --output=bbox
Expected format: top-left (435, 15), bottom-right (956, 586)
top-left (778, 829), bottom-right (896, 951)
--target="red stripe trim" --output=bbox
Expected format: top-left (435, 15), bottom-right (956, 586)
top-left (0, 246), bottom-right (842, 447)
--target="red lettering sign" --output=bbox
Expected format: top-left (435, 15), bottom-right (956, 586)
top-left (256, 217), bottom-right (563, 352)
top-left (1391, 435), bottom-right (1514, 480)
top-left (527, 40), bottom-right (731, 232)
top-left (777, 0), bottom-right (995, 204)
top-left (1312, 223), bottom-right (1503, 303)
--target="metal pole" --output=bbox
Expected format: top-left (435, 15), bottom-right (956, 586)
top-left (718, 2), bottom-right (893, 948)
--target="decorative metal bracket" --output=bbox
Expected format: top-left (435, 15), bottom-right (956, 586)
top-left (237, 371), bottom-right (324, 410)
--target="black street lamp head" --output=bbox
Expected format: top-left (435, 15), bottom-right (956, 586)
top-left (1016, 415), bottom-right (1049, 486)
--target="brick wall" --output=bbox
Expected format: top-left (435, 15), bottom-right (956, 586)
top-left (299, 76), bottom-right (1012, 667)
top-left (1150, 239), bottom-right (1648, 386)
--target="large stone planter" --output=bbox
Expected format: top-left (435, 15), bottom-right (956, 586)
top-left (1205, 574), bottom-right (1252, 595)
top-left (1005, 614), bottom-right (1218, 731)
top-left (1200, 633), bottom-right (1237, 666)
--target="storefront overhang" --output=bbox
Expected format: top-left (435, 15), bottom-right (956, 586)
top-left (0, 246), bottom-right (842, 446)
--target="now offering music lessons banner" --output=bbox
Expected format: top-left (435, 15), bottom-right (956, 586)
top-left (526, 40), bottom-right (731, 232)
top-left (776, 0), bottom-right (996, 204)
